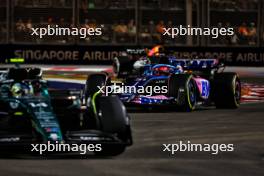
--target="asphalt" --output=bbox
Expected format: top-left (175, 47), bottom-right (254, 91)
top-left (0, 72), bottom-right (263, 176)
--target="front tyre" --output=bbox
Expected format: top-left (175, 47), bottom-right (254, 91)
top-left (93, 96), bottom-right (132, 156)
top-left (168, 74), bottom-right (197, 112)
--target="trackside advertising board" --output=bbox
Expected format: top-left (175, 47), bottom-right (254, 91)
top-left (0, 44), bottom-right (264, 66)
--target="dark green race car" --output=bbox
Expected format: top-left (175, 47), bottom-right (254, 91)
top-left (0, 66), bottom-right (132, 156)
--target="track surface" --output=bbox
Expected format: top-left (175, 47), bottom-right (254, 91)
top-left (0, 102), bottom-right (263, 176)
top-left (0, 69), bottom-right (264, 176)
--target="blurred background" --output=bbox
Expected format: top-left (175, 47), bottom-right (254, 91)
top-left (0, 0), bottom-right (263, 47)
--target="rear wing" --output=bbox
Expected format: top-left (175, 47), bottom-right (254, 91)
top-left (126, 49), bottom-right (146, 55)
top-left (125, 46), bottom-right (162, 56)
top-left (171, 58), bottom-right (223, 70)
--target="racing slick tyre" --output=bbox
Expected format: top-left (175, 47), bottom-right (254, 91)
top-left (94, 96), bottom-right (132, 156)
top-left (213, 72), bottom-right (241, 109)
top-left (84, 73), bottom-right (108, 99)
top-left (168, 74), bottom-right (197, 112)
top-left (113, 56), bottom-right (134, 78)
top-left (84, 73), bottom-right (109, 129)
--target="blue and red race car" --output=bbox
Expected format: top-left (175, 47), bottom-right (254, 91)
top-left (86, 48), bottom-right (241, 111)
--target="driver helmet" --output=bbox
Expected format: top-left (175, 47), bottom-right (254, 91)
top-left (175, 64), bottom-right (183, 73)
top-left (11, 83), bottom-right (23, 97)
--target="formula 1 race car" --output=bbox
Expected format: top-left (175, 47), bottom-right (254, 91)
top-left (0, 64), bottom-right (132, 156)
top-left (94, 49), bottom-right (241, 111)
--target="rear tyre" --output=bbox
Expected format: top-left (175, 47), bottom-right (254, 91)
top-left (113, 56), bottom-right (134, 78)
top-left (168, 74), bottom-right (197, 112)
top-left (213, 72), bottom-right (241, 109)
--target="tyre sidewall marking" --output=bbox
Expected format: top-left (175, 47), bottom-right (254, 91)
top-left (186, 75), bottom-right (195, 110)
